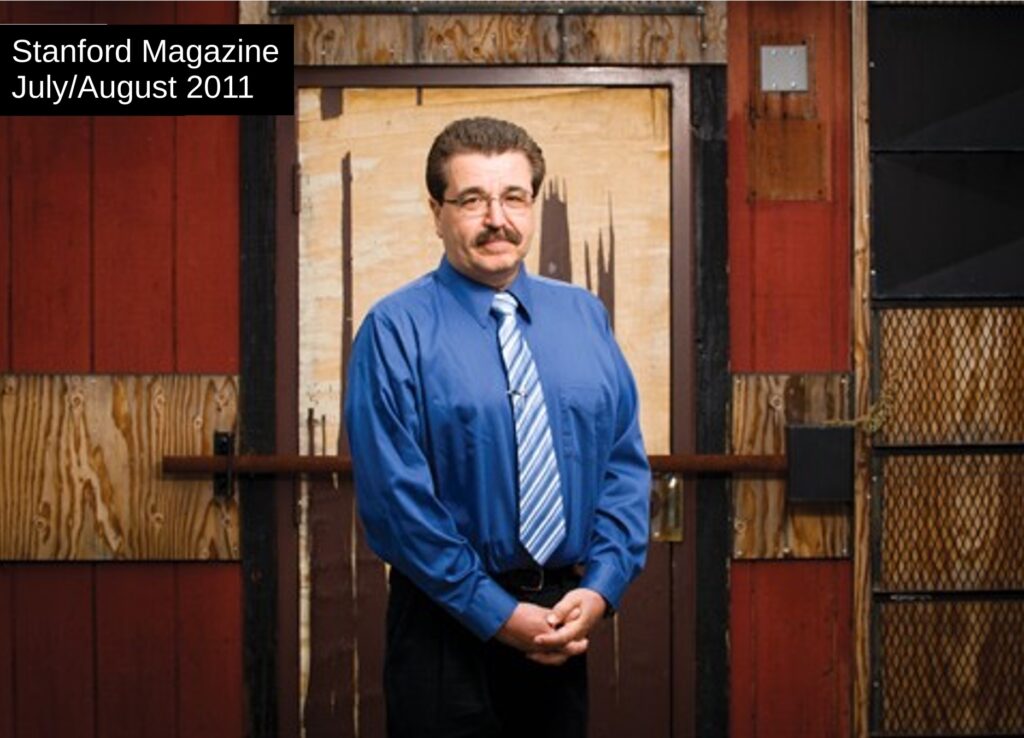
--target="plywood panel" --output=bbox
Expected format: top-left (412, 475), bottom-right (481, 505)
top-left (95, 565), bottom-right (177, 738)
top-left (728, 2), bottom-right (851, 372)
top-left (419, 15), bottom-right (560, 63)
top-left (292, 14), bottom-right (415, 64)
top-left (730, 560), bottom-right (852, 738)
top-left (243, 6), bottom-right (727, 65)
top-left (0, 375), bottom-right (239, 560)
top-left (177, 564), bottom-right (244, 738)
top-left (9, 115), bottom-right (92, 372)
top-left (731, 373), bottom-right (852, 559)
top-left (13, 565), bottom-right (95, 738)
top-left (563, 6), bottom-right (727, 64)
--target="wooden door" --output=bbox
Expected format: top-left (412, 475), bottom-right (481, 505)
top-left (276, 68), bottom-right (697, 738)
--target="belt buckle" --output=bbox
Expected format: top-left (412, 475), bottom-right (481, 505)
top-left (521, 567), bottom-right (544, 592)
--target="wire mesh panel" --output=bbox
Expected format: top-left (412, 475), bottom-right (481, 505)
top-left (878, 600), bottom-right (1024, 736)
top-left (879, 454), bottom-right (1024, 592)
top-left (877, 308), bottom-right (1024, 447)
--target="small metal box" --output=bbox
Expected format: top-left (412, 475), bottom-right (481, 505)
top-left (760, 44), bottom-right (809, 92)
top-left (786, 425), bottom-right (853, 504)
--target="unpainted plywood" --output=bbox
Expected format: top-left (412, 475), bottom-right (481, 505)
top-left (240, 4), bottom-right (727, 64)
top-left (563, 5), bottom-right (726, 64)
top-left (0, 375), bottom-right (239, 560)
top-left (731, 373), bottom-right (852, 559)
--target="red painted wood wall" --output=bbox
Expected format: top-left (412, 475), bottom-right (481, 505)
top-left (728, 3), bottom-right (854, 737)
top-left (0, 3), bottom-right (242, 737)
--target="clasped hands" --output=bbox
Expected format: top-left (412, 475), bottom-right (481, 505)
top-left (495, 587), bottom-right (606, 666)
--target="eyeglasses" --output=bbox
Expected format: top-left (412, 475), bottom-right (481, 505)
top-left (441, 189), bottom-right (534, 217)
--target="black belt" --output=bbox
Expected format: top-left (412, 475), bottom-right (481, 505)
top-left (492, 565), bottom-right (581, 593)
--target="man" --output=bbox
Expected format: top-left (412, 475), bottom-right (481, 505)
top-left (345, 117), bottom-right (650, 738)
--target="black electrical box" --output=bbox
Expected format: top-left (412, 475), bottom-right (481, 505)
top-left (786, 425), bottom-right (854, 504)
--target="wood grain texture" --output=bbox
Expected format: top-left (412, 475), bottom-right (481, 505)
top-left (728, 1), bottom-right (851, 372)
top-left (0, 375), bottom-right (239, 560)
top-left (293, 15), bottom-right (415, 64)
top-left (0, 568), bottom-right (11, 738)
top-left (563, 6), bottom-right (726, 64)
top-left (851, 5), bottom-right (871, 738)
top-left (879, 454), bottom-right (1024, 593)
top-left (731, 373), bottom-right (852, 559)
top-left (730, 560), bottom-right (852, 738)
top-left (174, 3), bottom-right (239, 374)
top-left (95, 565), bottom-right (177, 738)
top-left (92, 115), bottom-right (175, 372)
top-left (418, 15), bottom-right (560, 63)
top-left (177, 563), bottom-right (244, 738)
top-left (877, 308), bottom-right (1024, 446)
top-left (9, 115), bottom-right (92, 372)
top-left (13, 565), bottom-right (95, 738)
top-left (175, 112), bottom-right (239, 373)
top-left (241, 5), bottom-right (726, 65)
top-left (879, 600), bottom-right (1024, 735)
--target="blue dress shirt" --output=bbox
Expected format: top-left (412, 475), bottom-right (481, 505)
top-left (344, 256), bottom-right (651, 641)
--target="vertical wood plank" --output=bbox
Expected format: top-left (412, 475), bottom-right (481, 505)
top-left (13, 564), bottom-right (96, 738)
top-left (8, 0), bottom-right (92, 375)
top-left (851, 5), bottom-right (872, 737)
top-left (0, 567), bottom-right (12, 738)
top-left (9, 114), bottom-right (92, 371)
top-left (174, 1), bottom-right (239, 373)
top-left (730, 561), bottom-right (853, 738)
top-left (728, 2), bottom-right (851, 373)
top-left (95, 565), bottom-right (177, 738)
top-left (92, 1), bottom-right (175, 372)
top-left (0, 111), bottom-right (9, 372)
top-left (92, 111), bottom-right (175, 372)
top-left (177, 563), bottom-right (244, 738)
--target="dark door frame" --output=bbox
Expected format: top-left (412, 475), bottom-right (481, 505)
top-left (240, 64), bottom-right (728, 738)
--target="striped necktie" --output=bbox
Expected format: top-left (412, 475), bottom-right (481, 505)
top-left (492, 291), bottom-right (566, 565)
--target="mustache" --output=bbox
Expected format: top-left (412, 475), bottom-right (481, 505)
top-left (475, 226), bottom-right (522, 246)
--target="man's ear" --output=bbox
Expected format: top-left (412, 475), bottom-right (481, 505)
top-left (429, 198), bottom-right (443, 237)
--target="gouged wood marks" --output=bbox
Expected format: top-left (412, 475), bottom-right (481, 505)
top-left (293, 15), bottom-right (415, 65)
top-left (0, 375), bottom-right (239, 560)
top-left (731, 373), bottom-right (852, 559)
top-left (239, 5), bottom-right (727, 65)
top-left (418, 15), bottom-right (559, 63)
top-left (563, 7), bottom-right (726, 64)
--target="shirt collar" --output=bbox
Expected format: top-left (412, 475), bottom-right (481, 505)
top-left (436, 256), bottom-right (535, 328)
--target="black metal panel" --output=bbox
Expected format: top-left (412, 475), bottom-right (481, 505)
top-left (786, 425), bottom-right (854, 503)
top-left (869, 4), bottom-right (1024, 151)
top-left (871, 153), bottom-right (1024, 300)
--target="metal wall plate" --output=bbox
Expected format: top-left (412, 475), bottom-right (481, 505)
top-left (760, 45), bottom-right (808, 92)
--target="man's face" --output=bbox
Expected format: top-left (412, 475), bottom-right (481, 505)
top-left (430, 151), bottom-right (537, 290)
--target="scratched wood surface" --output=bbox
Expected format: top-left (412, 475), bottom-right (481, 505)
top-left (731, 373), bottom-right (852, 559)
top-left (851, 5), bottom-right (872, 737)
top-left (0, 375), bottom-right (239, 560)
top-left (240, 2), bottom-right (727, 64)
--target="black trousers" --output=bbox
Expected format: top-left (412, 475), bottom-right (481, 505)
top-left (385, 569), bottom-right (588, 738)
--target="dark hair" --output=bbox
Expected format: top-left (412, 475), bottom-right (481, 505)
top-left (425, 117), bottom-right (546, 202)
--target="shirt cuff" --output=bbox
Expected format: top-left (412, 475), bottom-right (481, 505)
top-left (580, 560), bottom-right (629, 612)
top-left (455, 575), bottom-right (519, 641)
